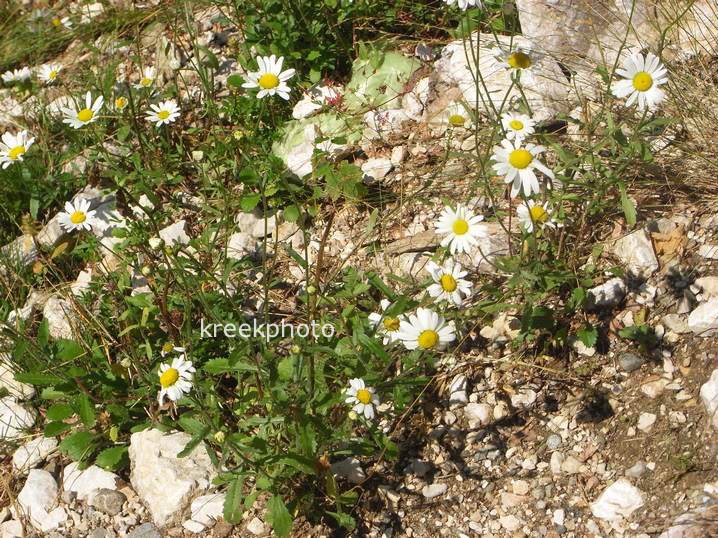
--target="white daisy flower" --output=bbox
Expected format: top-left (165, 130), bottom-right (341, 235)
top-left (157, 355), bottom-right (195, 405)
top-left (160, 342), bottom-right (185, 357)
top-left (368, 299), bottom-right (404, 345)
top-left (58, 199), bottom-right (96, 232)
top-left (0, 130), bottom-right (35, 169)
top-left (61, 91), bottom-right (104, 129)
top-left (114, 96), bottom-right (128, 111)
top-left (431, 101), bottom-right (474, 133)
top-left (435, 204), bottom-right (487, 255)
top-left (242, 55), bottom-right (295, 100)
top-left (501, 112), bottom-right (535, 143)
top-left (517, 200), bottom-right (557, 233)
top-left (426, 260), bottom-right (472, 306)
top-left (611, 52), bottom-right (668, 110)
top-left (443, 0), bottom-right (482, 10)
top-left (2, 67), bottom-right (32, 84)
top-left (344, 378), bottom-right (380, 420)
top-left (51, 16), bottom-right (72, 29)
top-left (38, 64), bottom-right (62, 85)
top-left (492, 139), bottom-right (554, 198)
top-left (398, 307), bottom-right (456, 351)
top-left (135, 66), bottom-right (156, 89)
top-left (145, 100), bottom-right (180, 127)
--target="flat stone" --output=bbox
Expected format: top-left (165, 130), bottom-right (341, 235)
top-left (422, 483), bottom-right (448, 498)
top-left (588, 278), bottom-right (627, 308)
top-left (42, 295), bottom-right (75, 340)
top-left (619, 352), bottom-right (646, 373)
top-left (16, 469), bottom-right (67, 532)
top-left (590, 478), bottom-right (644, 521)
top-left (331, 457), bottom-right (366, 485)
top-left (0, 397), bottom-right (37, 440)
top-left (63, 462), bottom-right (118, 501)
top-left (361, 157), bottom-right (393, 183)
top-left (0, 355), bottom-right (35, 400)
top-left (698, 244), bottom-right (718, 259)
top-left (88, 488), bottom-right (126, 516)
top-left (182, 493), bottom-right (225, 534)
top-left (700, 369), bottom-right (718, 429)
top-left (127, 523), bottom-right (161, 538)
top-left (12, 437), bottom-right (57, 474)
top-left (637, 412), bottom-right (657, 433)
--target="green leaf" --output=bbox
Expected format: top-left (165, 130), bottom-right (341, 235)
top-left (266, 495), bottom-right (292, 538)
top-left (75, 394), bottom-right (96, 428)
top-left (177, 425), bottom-right (210, 458)
top-left (223, 476), bottom-right (245, 524)
top-left (15, 372), bottom-right (63, 386)
top-left (57, 339), bottom-right (84, 361)
top-left (619, 184), bottom-right (637, 227)
top-left (59, 431), bottom-right (95, 461)
top-left (95, 446), bottom-right (128, 471)
top-left (283, 204), bottom-right (300, 223)
top-left (240, 194), bottom-right (261, 212)
top-left (326, 511), bottom-right (356, 530)
top-left (357, 333), bottom-right (389, 362)
top-left (577, 325), bottom-right (598, 348)
top-left (203, 358), bottom-right (257, 375)
top-left (46, 403), bottom-right (74, 421)
top-left (44, 421), bottom-right (72, 437)
top-left (227, 74), bottom-right (244, 88)
top-left (37, 319), bottom-right (49, 348)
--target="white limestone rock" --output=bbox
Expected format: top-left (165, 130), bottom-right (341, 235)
top-left (63, 462), bottom-right (119, 500)
top-left (12, 437), bottom-right (57, 474)
top-left (15, 469), bottom-right (67, 532)
top-left (0, 397), bottom-right (37, 440)
top-left (42, 295), bottom-right (75, 340)
top-left (611, 230), bottom-right (659, 279)
top-left (688, 299), bottom-right (718, 336)
top-left (590, 478), bottom-right (644, 521)
top-left (331, 457), bottom-right (366, 485)
top-left (129, 429), bottom-right (216, 527)
top-left (182, 493), bottom-right (225, 534)
top-left (0, 355), bottom-right (35, 400)
top-left (361, 157), bottom-right (393, 183)
top-left (587, 277), bottom-right (627, 308)
top-left (700, 369), bottom-right (718, 429)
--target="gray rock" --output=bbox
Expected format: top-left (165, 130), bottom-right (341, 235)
top-left (88, 529), bottom-right (111, 538)
top-left (422, 483), bottom-right (448, 498)
top-left (127, 523), bottom-right (161, 538)
top-left (611, 230), bottom-right (659, 279)
top-left (662, 314), bottom-right (689, 334)
top-left (330, 457), bottom-right (366, 484)
top-left (89, 488), bottom-right (126, 516)
top-left (618, 353), bottom-right (645, 373)
top-left (625, 462), bottom-right (647, 478)
top-left (546, 434), bottom-right (562, 450)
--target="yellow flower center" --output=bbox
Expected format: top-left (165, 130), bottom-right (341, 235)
top-left (8, 146), bottom-right (26, 160)
top-left (77, 108), bottom-right (94, 122)
top-left (49, 70), bottom-right (58, 79)
top-left (417, 330), bottom-right (439, 350)
top-left (507, 52), bottom-right (532, 69)
top-left (509, 119), bottom-right (524, 131)
top-left (70, 211), bottom-right (86, 224)
top-left (448, 113), bottom-right (466, 126)
top-left (157, 110), bottom-right (170, 120)
top-left (52, 17), bottom-right (61, 27)
top-left (632, 71), bottom-right (653, 92)
top-left (509, 149), bottom-right (533, 169)
top-left (115, 97), bottom-right (127, 109)
top-left (356, 388), bottom-right (372, 405)
top-left (140, 77), bottom-right (152, 87)
top-left (452, 219), bottom-right (469, 235)
top-left (162, 342), bottom-right (174, 354)
top-left (160, 367), bottom-right (179, 388)
top-left (529, 205), bottom-right (549, 223)
top-left (383, 317), bottom-right (400, 332)
top-left (258, 73), bottom-right (279, 89)
top-left (440, 274), bottom-right (457, 292)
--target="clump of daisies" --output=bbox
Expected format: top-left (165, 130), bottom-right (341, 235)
top-left (611, 51), bottom-right (668, 110)
top-left (492, 139), bottom-right (554, 197)
top-left (242, 55), bottom-right (295, 100)
top-left (435, 204), bottom-right (487, 254)
top-left (345, 378), bottom-right (380, 420)
top-left (58, 199), bottom-right (96, 232)
top-left (2, 67), bottom-right (32, 85)
top-left (157, 355), bottom-right (195, 405)
top-left (0, 130), bottom-right (34, 169)
top-left (146, 100), bottom-right (180, 127)
top-left (62, 92), bottom-right (104, 129)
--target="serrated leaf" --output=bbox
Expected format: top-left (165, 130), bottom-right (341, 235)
top-left (619, 184), bottom-right (637, 227)
top-left (75, 394), bottom-right (96, 428)
top-left (15, 372), bottom-right (63, 386)
top-left (577, 325), bottom-right (598, 348)
top-left (95, 446), bottom-right (128, 471)
top-left (44, 421), bottom-right (72, 437)
top-left (59, 431), bottom-right (94, 461)
top-left (266, 495), bottom-right (292, 538)
top-left (46, 403), bottom-right (74, 421)
top-left (223, 476), bottom-right (245, 524)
